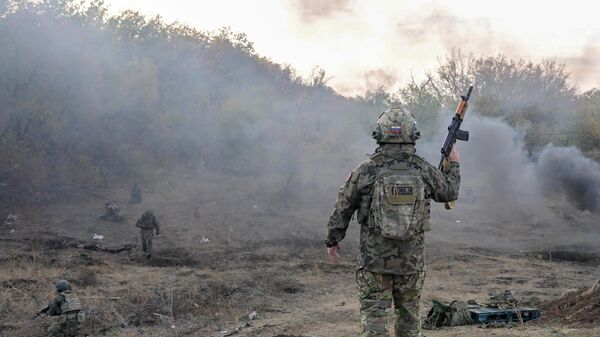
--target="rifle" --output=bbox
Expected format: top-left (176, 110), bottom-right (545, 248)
top-left (439, 85), bottom-right (473, 210)
top-left (32, 305), bottom-right (50, 319)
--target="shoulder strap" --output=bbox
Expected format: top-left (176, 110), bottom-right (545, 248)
top-left (370, 152), bottom-right (385, 165)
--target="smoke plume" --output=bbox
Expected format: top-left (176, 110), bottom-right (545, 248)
top-left (292, 0), bottom-right (353, 22)
top-left (537, 146), bottom-right (600, 214)
top-left (0, 1), bottom-right (598, 250)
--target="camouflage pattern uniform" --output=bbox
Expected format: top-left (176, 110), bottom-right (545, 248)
top-left (47, 290), bottom-right (85, 337)
top-left (326, 108), bottom-right (460, 337)
top-left (136, 210), bottom-right (160, 257)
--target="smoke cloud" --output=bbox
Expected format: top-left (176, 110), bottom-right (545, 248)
top-left (0, 1), bottom-right (598, 251)
top-left (419, 116), bottom-right (542, 220)
top-left (561, 42), bottom-right (600, 90)
top-left (415, 112), bottom-right (599, 250)
top-left (292, 0), bottom-right (353, 22)
top-left (537, 146), bottom-right (600, 214)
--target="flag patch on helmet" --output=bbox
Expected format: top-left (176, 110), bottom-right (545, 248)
top-left (390, 126), bottom-right (402, 133)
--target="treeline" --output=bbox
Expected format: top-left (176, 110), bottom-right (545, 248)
top-left (392, 50), bottom-right (600, 153)
top-left (0, 0), bottom-right (380, 205)
top-left (0, 1), bottom-right (598, 207)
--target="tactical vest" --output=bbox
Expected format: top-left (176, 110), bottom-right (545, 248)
top-left (60, 291), bottom-right (82, 313)
top-left (137, 214), bottom-right (156, 229)
top-left (370, 155), bottom-right (427, 240)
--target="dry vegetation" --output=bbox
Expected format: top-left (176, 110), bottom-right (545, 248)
top-left (1, 174), bottom-right (600, 337)
top-left (1, 1), bottom-right (599, 337)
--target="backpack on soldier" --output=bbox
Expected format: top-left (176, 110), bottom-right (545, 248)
top-left (370, 159), bottom-right (426, 240)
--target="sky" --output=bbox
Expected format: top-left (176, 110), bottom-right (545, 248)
top-left (103, 0), bottom-right (600, 96)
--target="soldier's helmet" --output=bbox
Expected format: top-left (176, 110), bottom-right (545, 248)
top-left (372, 107), bottom-right (421, 144)
top-left (55, 279), bottom-right (71, 293)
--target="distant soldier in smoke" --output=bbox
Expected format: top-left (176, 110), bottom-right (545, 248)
top-left (325, 107), bottom-right (461, 337)
top-left (100, 202), bottom-right (124, 222)
top-left (129, 183), bottom-right (142, 204)
top-left (36, 279), bottom-right (85, 337)
top-left (2, 213), bottom-right (18, 227)
top-left (135, 210), bottom-right (160, 258)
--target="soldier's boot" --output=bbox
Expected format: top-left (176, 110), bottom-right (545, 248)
top-left (357, 269), bottom-right (393, 337)
top-left (393, 272), bottom-right (426, 337)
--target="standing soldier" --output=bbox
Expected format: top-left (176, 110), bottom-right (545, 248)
top-left (325, 107), bottom-right (461, 337)
top-left (135, 210), bottom-right (160, 258)
top-left (129, 183), bottom-right (142, 204)
top-left (43, 280), bottom-right (85, 337)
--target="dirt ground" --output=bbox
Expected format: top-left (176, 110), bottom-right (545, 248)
top-left (1, 172), bottom-right (599, 337)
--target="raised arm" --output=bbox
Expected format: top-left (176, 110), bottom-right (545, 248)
top-left (423, 147), bottom-right (461, 203)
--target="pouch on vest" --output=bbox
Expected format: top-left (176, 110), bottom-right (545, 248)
top-left (370, 163), bottom-right (425, 240)
top-left (60, 292), bottom-right (82, 313)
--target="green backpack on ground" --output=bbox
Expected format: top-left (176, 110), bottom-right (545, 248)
top-left (423, 299), bottom-right (473, 329)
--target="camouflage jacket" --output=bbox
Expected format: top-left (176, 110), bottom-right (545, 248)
top-left (136, 212), bottom-right (160, 233)
top-left (326, 144), bottom-right (460, 274)
top-left (47, 290), bottom-right (82, 316)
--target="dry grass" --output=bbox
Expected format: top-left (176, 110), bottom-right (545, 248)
top-left (2, 173), bottom-right (600, 337)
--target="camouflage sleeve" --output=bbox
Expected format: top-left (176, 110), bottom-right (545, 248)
top-left (422, 161), bottom-right (461, 202)
top-left (326, 165), bottom-right (363, 243)
top-left (46, 294), bottom-right (64, 316)
top-left (154, 216), bottom-right (160, 234)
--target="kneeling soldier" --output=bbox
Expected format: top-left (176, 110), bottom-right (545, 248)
top-left (45, 280), bottom-right (85, 337)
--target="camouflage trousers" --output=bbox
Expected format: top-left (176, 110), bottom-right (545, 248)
top-left (141, 229), bottom-right (153, 256)
top-left (48, 311), bottom-right (85, 337)
top-left (356, 268), bottom-right (425, 337)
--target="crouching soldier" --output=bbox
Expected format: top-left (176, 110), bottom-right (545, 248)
top-left (45, 280), bottom-right (85, 337)
top-left (135, 210), bottom-right (160, 258)
top-left (100, 202), bottom-right (124, 222)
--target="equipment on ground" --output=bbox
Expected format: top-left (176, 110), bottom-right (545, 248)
top-left (469, 304), bottom-right (540, 324)
top-left (424, 298), bottom-right (540, 330)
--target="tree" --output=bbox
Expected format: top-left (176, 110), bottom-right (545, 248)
top-left (394, 50), bottom-right (582, 152)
